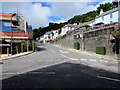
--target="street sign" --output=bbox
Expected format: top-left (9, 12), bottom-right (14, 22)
top-left (80, 34), bottom-right (83, 38)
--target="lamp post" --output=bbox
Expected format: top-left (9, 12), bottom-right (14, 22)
top-left (11, 13), bottom-right (17, 55)
top-left (118, 0), bottom-right (120, 60)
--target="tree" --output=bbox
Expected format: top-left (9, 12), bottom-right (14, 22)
top-left (80, 25), bottom-right (91, 29)
top-left (112, 0), bottom-right (118, 8)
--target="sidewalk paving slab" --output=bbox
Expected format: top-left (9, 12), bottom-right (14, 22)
top-left (0, 51), bottom-right (33, 61)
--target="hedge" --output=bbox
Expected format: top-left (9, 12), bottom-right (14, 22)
top-left (74, 42), bottom-right (80, 50)
top-left (96, 47), bottom-right (106, 55)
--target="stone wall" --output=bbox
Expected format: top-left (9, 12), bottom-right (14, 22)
top-left (50, 22), bottom-right (118, 56)
top-left (83, 26), bottom-right (115, 55)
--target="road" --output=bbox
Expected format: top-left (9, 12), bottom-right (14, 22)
top-left (1, 43), bottom-right (120, 88)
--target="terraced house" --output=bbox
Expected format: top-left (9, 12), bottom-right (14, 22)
top-left (0, 13), bottom-right (34, 58)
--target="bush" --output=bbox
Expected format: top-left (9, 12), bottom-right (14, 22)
top-left (112, 30), bottom-right (120, 38)
top-left (96, 47), bottom-right (106, 55)
top-left (74, 42), bottom-right (80, 50)
top-left (80, 25), bottom-right (91, 29)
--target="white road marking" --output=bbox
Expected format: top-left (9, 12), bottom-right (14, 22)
top-left (70, 58), bottom-right (79, 60)
top-left (60, 54), bottom-right (78, 60)
top-left (90, 59), bottom-right (97, 61)
top-left (97, 76), bottom-right (120, 82)
top-left (99, 60), bottom-right (118, 63)
top-left (61, 54), bottom-right (69, 58)
top-left (104, 61), bottom-right (109, 62)
top-left (99, 60), bottom-right (108, 62)
top-left (59, 50), bottom-right (69, 53)
top-left (111, 62), bottom-right (118, 63)
top-left (80, 59), bottom-right (87, 61)
top-left (50, 50), bottom-right (56, 53)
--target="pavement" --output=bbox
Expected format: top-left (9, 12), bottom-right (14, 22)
top-left (2, 62), bottom-right (120, 88)
top-left (52, 44), bottom-right (120, 63)
top-left (0, 51), bottom-right (33, 61)
top-left (1, 43), bottom-right (120, 88)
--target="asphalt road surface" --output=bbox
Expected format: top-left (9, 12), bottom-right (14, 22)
top-left (1, 43), bottom-right (120, 88)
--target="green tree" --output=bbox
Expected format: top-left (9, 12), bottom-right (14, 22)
top-left (80, 25), bottom-right (91, 29)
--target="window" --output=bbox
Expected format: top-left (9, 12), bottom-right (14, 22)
top-left (110, 13), bottom-right (112, 18)
top-left (4, 22), bottom-right (12, 27)
top-left (1, 20), bottom-right (12, 32)
top-left (2, 21), bottom-right (12, 27)
top-left (102, 16), bottom-right (104, 21)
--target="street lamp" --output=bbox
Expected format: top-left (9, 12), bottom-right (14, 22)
top-left (11, 13), bottom-right (17, 55)
top-left (118, 0), bottom-right (120, 60)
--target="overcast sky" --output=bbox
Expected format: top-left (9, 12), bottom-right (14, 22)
top-left (1, 0), bottom-right (114, 29)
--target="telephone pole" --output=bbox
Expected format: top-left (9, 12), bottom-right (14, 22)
top-left (118, 0), bottom-right (120, 60)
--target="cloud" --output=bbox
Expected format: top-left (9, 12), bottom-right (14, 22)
top-left (21, 2), bottom-right (51, 28)
top-left (2, 2), bottom-right (52, 28)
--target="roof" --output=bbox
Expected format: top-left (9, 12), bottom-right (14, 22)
top-left (79, 20), bottom-right (95, 26)
top-left (63, 24), bottom-right (76, 28)
top-left (96, 7), bottom-right (118, 18)
top-left (0, 13), bottom-right (18, 21)
top-left (45, 31), bottom-right (52, 35)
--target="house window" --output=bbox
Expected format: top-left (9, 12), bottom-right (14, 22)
top-left (102, 16), bottom-right (104, 21)
top-left (110, 21), bottom-right (113, 23)
top-left (110, 13), bottom-right (112, 18)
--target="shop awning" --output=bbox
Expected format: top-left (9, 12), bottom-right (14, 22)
top-left (0, 44), bottom-right (10, 46)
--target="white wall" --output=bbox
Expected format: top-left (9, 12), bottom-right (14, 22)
top-left (95, 10), bottom-right (118, 24)
top-left (104, 14), bottom-right (110, 24)
top-left (95, 17), bottom-right (103, 24)
top-left (60, 26), bottom-right (75, 36)
top-left (112, 11), bottom-right (118, 22)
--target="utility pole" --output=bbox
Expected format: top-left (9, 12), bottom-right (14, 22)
top-left (118, 0), bottom-right (120, 60)
top-left (79, 28), bottom-right (84, 51)
top-left (118, 0), bottom-right (120, 23)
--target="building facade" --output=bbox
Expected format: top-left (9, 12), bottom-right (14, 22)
top-left (95, 8), bottom-right (118, 24)
top-left (60, 24), bottom-right (76, 36)
top-left (0, 13), bottom-right (34, 57)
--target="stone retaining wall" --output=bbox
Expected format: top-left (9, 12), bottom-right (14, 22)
top-left (50, 22), bottom-right (119, 57)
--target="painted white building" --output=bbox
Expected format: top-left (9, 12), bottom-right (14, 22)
top-left (60, 24), bottom-right (76, 36)
top-left (79, 20), bottom-right (95, 27)
top-left (95, 8), bottom-right (118, 24)
top-left (38, 36), bottom-right (44, 42)
top-left (43, 31), bottom-right (53, 43)
top-left (42, 29), bottom-right (60, 43)
top-left (51, 30), bottom-right (59, 40)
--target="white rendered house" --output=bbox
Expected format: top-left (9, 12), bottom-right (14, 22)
top-left (60, 24), bottom-right (76, 36)
top-left (95, 8), bottom-right (118, 24)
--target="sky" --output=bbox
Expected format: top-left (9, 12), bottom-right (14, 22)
top-left (1, 0), bottom-right (114, 29)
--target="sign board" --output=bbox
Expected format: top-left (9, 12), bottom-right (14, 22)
top-left (79, 34), bottom-right (83, 38)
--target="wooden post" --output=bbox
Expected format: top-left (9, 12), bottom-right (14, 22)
top-left (16, 46), bottom-right (18, 54)
top-left (26, 40), bottom-right (29, 52)
top-left (21, 42), bottom-right (23, 53)
top-left (32, 40), bottom-right (35, 51)
top-left (7, 48), bottom-right (9, 56)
